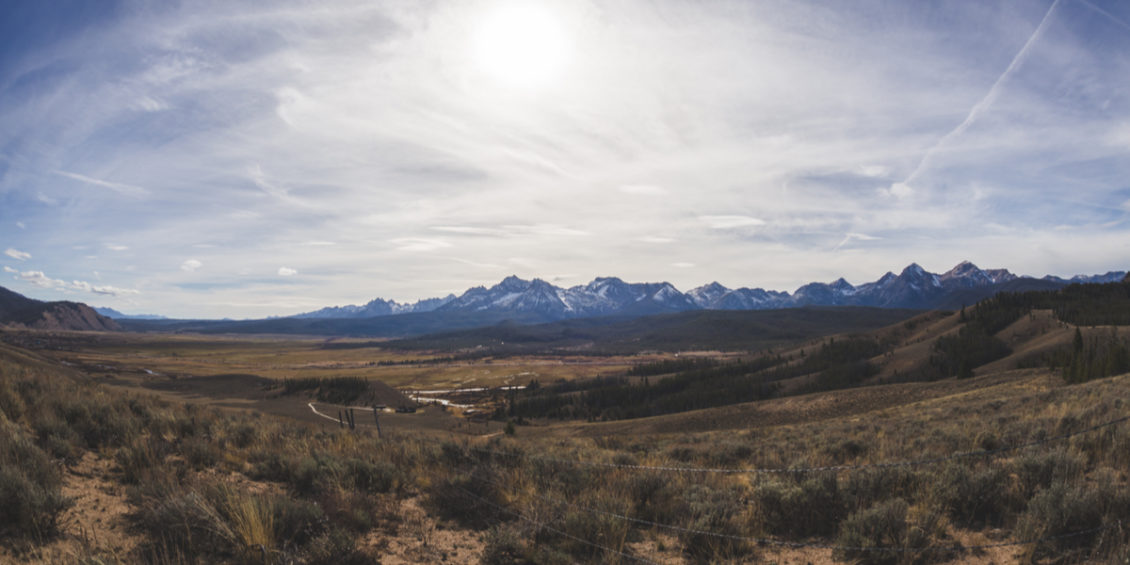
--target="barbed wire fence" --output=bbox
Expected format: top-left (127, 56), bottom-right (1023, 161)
top-left (467, 473), bottom-right (1124, 555)
top-left (450, 413), bottom-right (1130, 561)
top-left (457, 486), bottom-right (661, 565)
top-left (465, 414), bottom-right (1130, 475)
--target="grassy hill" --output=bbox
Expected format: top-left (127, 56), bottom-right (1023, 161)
top-left (502, 281), bottom-right (1130, 423)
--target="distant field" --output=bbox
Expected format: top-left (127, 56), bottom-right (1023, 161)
top-left (24, 331), bottom-right (647, 388)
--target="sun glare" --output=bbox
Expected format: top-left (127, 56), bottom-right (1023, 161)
top-left (473, 3), bottom-right (570, 89)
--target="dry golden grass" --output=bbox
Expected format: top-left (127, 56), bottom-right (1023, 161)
top-left (3, 323), bottom-right (1129, 563)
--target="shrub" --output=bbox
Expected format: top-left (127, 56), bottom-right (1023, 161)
top-left (680, 484), bottom-right (751, 563)
top-left (304, 525), bottom-right (368, 565)
top-left (343, 457), bottom-right (402, 494)
top-left (929, 463), bottom-right (1013, 528)
top-left (832, 499), bottom-right (946, 565)
top-left (627, 473), bottom-right (682, 524)
top-left (0, 378), bottom-right (25, 421)
top-left (844, 467), bottom-right (921, 511)
top-left (130, 486), bottom-right (235, 559)
top-left (115, 435), bottom-right (172, 485)
top-left (0, 425), bottom-right (72, 540)
top-left (753, 474), bottom-right (845, 538)
top-left (273, 496), bottom-right (327, 547)
top-left (31, 411), bottom-right (79, 462)
top-left (1010, 448), bottom-right (1084, 500)
top-left (1016, 480), bottom-right (1130, 562)
top-left (560, 506), bottom-right (633, 563)
top-left (183, 436), bottom-right (222, 469)
top-left (423, 473), bottom-right (509, 530)
top-left (482, 524), bottom-right (530, 565)
top-left (292, 453), bottom-right (344, 496)
top-left (0, 463), bottom-right (72, 540)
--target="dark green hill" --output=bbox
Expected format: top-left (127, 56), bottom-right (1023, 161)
top-left (387, 306), bottom-right (924, 354)
top-left (120, 309), bottom-right (557, 338)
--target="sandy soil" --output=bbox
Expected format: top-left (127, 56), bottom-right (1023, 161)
top-left (0, 452), bottom-right (141, 564)
top-left (360, 497), bottom-right (487, 563)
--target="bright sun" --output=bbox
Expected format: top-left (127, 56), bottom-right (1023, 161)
top-left (473, 3), bottom-right (569, 89)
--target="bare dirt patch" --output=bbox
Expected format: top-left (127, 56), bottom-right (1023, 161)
top-left (360, 497), bottom-right (486, 564)
top-left (0, 452), bottom-right (141, 564)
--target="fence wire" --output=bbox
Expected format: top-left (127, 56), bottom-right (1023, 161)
top-left (469, 474), bottom-right (1124, 554)
top-left (457, 486), bottom-right (660, 565)
top-left (468, 414), bottom-right (1129, 475)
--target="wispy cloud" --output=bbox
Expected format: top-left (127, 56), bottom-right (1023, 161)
top-left (391, 238), bottom-right (452, 252)
top-left (834, 232), bottom-right (882, 250)
top-left (6, 266), bottom-right (140, 296)
top-left (277, 267), bottom-right (298, 276)
top-left (502, 224), bottom-right (589, 237)
top-left (699, 216), bottom-right (766, 229)
top-left (4, 248), bottom-right (31, 261)
top-left (16, 270), bottom-right (65, 289)
top-left (1077, 0), bottom-right (1130, 32)
top-left (54, 170), bottom-right (149, 197)
top-left (431, 226), bottom-right (510, 237)
top-left (69, 280), bottom-right (140, 296)
top-left (180, 259), bottom-right (203, 272)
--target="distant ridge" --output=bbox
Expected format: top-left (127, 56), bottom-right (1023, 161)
top-left (289, 261), bottom-right (1126, 322)
top-left (95, 307), bottom-right (168, 321)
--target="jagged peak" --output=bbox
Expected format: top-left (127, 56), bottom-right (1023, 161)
top-left (900, 262), bottom-right (926, 276)
top-left (528, 278), bottom-right (557, 290)
top-left (697, 281), bottom-right (728, 291)
top-left (494, 275), bottom-right (530, 290)
top-left (948, 260), bottom-right (980, 272)
top-left (588, 276), bottom-right (626, 286)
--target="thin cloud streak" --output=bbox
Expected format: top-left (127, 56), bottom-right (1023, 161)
top-left (900, 0), bottom-right (1063, 190)
top-left (53, 170), bottom-right (150, 197)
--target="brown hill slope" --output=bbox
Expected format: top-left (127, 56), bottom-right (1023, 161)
top-left (0, 286), bottom-right (121, 331)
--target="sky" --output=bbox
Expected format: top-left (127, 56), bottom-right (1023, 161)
top-left (2, 0), bottom-right (1129, 319)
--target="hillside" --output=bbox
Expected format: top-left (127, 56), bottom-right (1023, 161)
top-left (120, 309), bottom-right (555, 337)
top-left (0, 286), bottom-right (121, 331)
top-left (387, 306), bottom-right (925, 353)
top-left (503, 280), bottom-right (1130, 423)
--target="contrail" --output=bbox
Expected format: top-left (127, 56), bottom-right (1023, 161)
top-left (1076, 0), bottom-right (1130, 33)
top-left (901, 0), bottom-right (1062, 189)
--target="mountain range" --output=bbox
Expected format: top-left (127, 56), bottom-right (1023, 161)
top-left (283, 261), bottom-right (1126, 322)
top-left (93, 307), bottom-right (168, 321)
